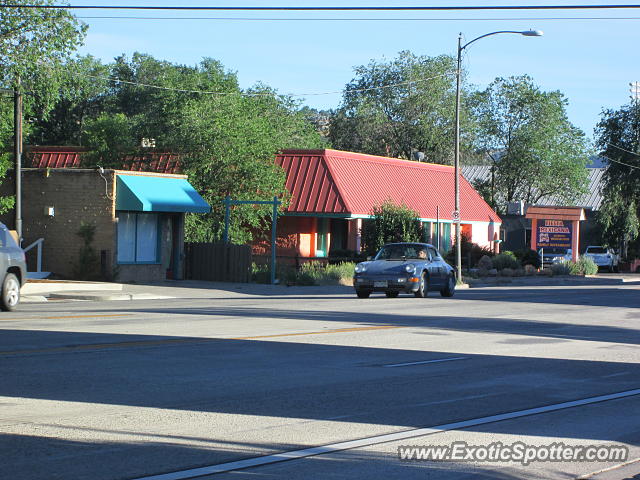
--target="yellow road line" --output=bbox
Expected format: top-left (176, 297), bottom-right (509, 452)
top-left (0, 325), bottom-right (403, 356)
top-left (233, 325), bottom-right (401, 340)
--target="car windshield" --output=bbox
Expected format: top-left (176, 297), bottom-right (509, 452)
top-left (375, 244), bottom-right (427, 260)
top-left (586, 247), bottom-right (607, 254)
top-left (541, 248), bottom-right (569, 255)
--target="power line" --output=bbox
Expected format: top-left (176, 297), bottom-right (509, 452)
top-left (3, 4), bottom-right (640, 11)
top-left (600, 154), bottom-right (640, 171)
top-left (606, 142), bottom-right (640, 157)
top-left (86, 72), bottom-right (455, 98)
top-left (74, 16), bottom-right (640, 21)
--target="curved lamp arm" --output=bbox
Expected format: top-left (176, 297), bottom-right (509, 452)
top-left (460, 30), bottom-right (543, 52)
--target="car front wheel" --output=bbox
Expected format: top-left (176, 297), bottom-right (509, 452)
top-left (356, 289), bottom-right (371, 298)
top-left (440, 274), bottom-right (456, 297)
top-left (414, 273), bottom-right (428, 298)
top-left (0, 273), bottom-right (20, 311)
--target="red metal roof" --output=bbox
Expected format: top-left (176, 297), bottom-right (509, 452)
top-left (121, 153), bottom-right (182, 174)
top-left (27, 146), bottom-right (86, 168)
top-left (26, 147), bottom-right (182, 174)
top-left (276, 149), bottom-right (501, 223)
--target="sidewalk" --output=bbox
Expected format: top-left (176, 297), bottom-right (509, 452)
top-left (465, 273), bottom-right (640, 288)
top-left (20, 279), bottom-right (354, 303)
top-left (20, 274), bottom-right (639, 304)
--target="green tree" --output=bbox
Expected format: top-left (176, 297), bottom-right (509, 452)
top-left (0, 0), bottom-right (86, 214)
top-left (30, 55), bottom-right (111, 145)
top-left (170, 82), bottom-right (324, 243)
top-left (594, 103), bottom-right (640, 257)
top-left (58, 54), bottom-right (325, 243)
top-left (0, 0), bottom-right (86, 119)
top-left (360, 200), bottom-right (422, 255)
top-left (329, 51), bottom-right (477, 164)
top-left (471, 76), bottom-right (590, 210)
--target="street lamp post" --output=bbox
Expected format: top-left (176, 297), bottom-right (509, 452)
top-left (454, 29), bottom-right (542, 282)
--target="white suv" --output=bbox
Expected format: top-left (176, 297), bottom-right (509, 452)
top-left (584, 246), bottom-right (619, 272)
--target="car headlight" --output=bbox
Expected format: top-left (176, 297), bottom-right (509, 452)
top-left (354, 263), bottom-right (367, 274)
top-left (404, 264), bottom-right (416, 274)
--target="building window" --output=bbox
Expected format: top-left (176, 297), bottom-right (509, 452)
top-left (316, 218), bottom-right (329, 257)
top-left (117, 212), bottom-right (159, 264)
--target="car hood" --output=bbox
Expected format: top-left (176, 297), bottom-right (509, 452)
top-left (362, 260), bottom-right (415, 275)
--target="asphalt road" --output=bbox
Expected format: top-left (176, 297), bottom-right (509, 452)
top-left (1, 284), bottom-right (639, 480)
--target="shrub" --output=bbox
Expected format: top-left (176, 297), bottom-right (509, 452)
top-left (360, 200), bottom-right (422, 256)
top-left (524, 264), bottom-right (537, 276)
top-left (445, 233), bottom-right (494, 268)
top-left (72, 222), bottom-right (100, 280)
top-left (492, 253), bottom-right (520, 271)
top-left (500, 267), bottom-right (515, 277)
top-left (477, 255), bottom-right (493, 271)
top-left (571, 256), bottom-right (598, 275)
top-left (514, 249), bottom-right (542, 269)
top-left (551, 261), bottom-right (572, 275)
top-left (265, 261), bottom-right (357, 286)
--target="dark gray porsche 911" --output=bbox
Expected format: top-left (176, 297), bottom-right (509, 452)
top-left (353, 242), bottom-right (456, 298)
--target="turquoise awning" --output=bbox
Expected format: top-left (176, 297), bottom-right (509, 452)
top-left (116, 174), bottom-right (210, 213)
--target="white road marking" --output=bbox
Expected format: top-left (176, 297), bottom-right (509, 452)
top-left (601, 371), bottom-right (630, 378)
top-left (131, 387), bottom-right (640, 480)
top-left (576, 456), bottom-right (640, 479)
top-left (382, 356), bottom-right (468, 368)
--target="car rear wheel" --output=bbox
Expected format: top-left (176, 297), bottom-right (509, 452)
top-left (0, 273), bottom-right (20, 311)
top-left (440, 274), bottom-right (456, 297)
top-left (385, 291), bottom-right (399, 298)
top-left (356, 289), bottom-right (371, 298)
top-left (414, 273), bottom-right (428, 298)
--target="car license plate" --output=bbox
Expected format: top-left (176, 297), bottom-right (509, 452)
top-left (374, 281), bottom-right (388, 288)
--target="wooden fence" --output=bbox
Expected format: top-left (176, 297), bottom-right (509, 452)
top-left (185, 243), bottom-right (252, 283)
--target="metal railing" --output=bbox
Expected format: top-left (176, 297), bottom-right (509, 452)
top-left (23, 238), bottom-right (44, 274)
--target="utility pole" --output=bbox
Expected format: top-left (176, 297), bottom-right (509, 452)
top-left (631, 81), bottom-right (640, 149)
top-left (14, 76), bottom-right (22, 243)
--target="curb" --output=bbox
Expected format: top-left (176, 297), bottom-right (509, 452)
top-left (21, 295), bottom-right (48, 303)
top-left (47, 292), bottom-right (175, 301)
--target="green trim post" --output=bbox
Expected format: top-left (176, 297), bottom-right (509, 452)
top-left (223, 195), bottom-right (231, 243)
top-left (271, 196), bottom-right (280, 285)
top-left (222, 196), bottom-right (280, 285)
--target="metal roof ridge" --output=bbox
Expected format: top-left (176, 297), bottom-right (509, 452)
top-left (113, 169), bottom-right (187, 179)
top-left (321, 153), bottom-right (354, 213)
top-left (281, 148), bottom-right (455, 171)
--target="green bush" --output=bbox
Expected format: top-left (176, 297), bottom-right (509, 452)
top-left (551, 261), bottom-right (572, 275)
top-left (571, 256), bottom-right (598, 275)
top-left (492, 253), bottom-right (520, 271)
top-left (514, 249), bottom-right (542, 269)
top-left (72, 222), bottom-right (100, 280)
top-left (253, 261), bottom-right (357, 285)
top-left (251, 263), bottom-right (298, 284)
top-left (445, 233), bottom-right (494, 268)
top-left (360, 200), bottom-right (422, 256)
top-left (299, 261), bottom-right (356, 285)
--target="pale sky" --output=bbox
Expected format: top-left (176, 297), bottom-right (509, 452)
top-left (75, 0), bottom-right (640, 143)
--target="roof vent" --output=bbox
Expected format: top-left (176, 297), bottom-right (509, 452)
top-left (412, 151), bottom-right (425, 162)
top-left (507, 201), bottom-right (524, 216)
top-left (141, 138), bottom-right (156, 148)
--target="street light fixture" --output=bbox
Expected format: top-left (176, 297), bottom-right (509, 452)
top-left (453, 29), bottom-right (542, 283)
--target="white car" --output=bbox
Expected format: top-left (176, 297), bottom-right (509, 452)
top-left (584, 246), bottom-right (619, 272)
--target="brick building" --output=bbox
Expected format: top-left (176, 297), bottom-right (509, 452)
top-left (1, 165), bottom-right (209, 282)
